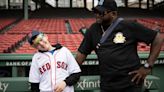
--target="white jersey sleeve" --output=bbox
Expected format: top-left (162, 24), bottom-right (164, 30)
top-left (64, 47), bottom-right (81, 74)
top-left (29, 53), bottom-right (40, 83)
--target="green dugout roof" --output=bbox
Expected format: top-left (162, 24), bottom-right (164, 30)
top-left (0, 51), bottom-right (164, 60)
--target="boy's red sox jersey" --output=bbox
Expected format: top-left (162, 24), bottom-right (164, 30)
top-left (29, 47), bottom-right (81, 92)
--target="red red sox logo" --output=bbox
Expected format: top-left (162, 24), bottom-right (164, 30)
top-left (39, 61), bottom-right (68, 74)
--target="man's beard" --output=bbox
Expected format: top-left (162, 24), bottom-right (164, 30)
top-left (96, 18), bottom-right (110, 26)
top-left (101, 19), bottom-right (111, 26)
top-left (96, 18), bottom-right (103, 24)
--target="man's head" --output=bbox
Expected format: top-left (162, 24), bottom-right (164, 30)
top-left (92, 0), bottom-right (118, 25)
top-left (28, 30), bottom-right (52, 51)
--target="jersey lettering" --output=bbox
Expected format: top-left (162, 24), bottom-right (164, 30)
top-left (46, 63), bottom-right (51, 70)
top-left (39, 68), bottom-right (43, 74)
top-left (39, 63), bottom-right (51, 74)
top-left (57, 61), bottom-right (68, 70)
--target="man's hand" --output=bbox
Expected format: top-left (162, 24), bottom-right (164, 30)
top-left (128, 67), bottom-right (151, 84)
top-left (54, 81), bottom-right (66, 92)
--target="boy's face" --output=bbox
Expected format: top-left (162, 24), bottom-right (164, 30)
top-left (32, 34), bottom-right (51, 51)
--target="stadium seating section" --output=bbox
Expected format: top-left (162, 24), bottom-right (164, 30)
top-left (0, 18), bottom-right (16, 31)
top-left (0, 18), bottom-right (163, 53)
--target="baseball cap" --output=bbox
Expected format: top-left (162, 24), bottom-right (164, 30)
top-left (92, 0), bottom-right (117, 13)
top-left (28, 30), bottom-right (43, 45)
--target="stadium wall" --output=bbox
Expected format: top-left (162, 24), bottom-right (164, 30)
top-left (0, 52), bottom-right (164, 92)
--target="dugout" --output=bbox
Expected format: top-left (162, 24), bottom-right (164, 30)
top-left (0, 52), bottom-right (163, 92)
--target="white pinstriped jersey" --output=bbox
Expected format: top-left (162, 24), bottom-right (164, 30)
top-left (29, 47), bottom-right (81, 92)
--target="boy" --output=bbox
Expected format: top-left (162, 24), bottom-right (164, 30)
top-left (28, 30), bottom-right (81, 92)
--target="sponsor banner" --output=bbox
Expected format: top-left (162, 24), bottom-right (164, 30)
top-left (0, 77), bottom-right (30, 92)
top-left (0, 75), bottom-right (160, 92)
top-left (75, 76), bottom-right (100, 90)
top-left (0, 61), bottom-right (31, 66)
top-left (0, 59), bottom-right (164, 66)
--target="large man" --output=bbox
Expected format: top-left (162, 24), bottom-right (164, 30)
top-left (76, 0), bottom-right (163, 92)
